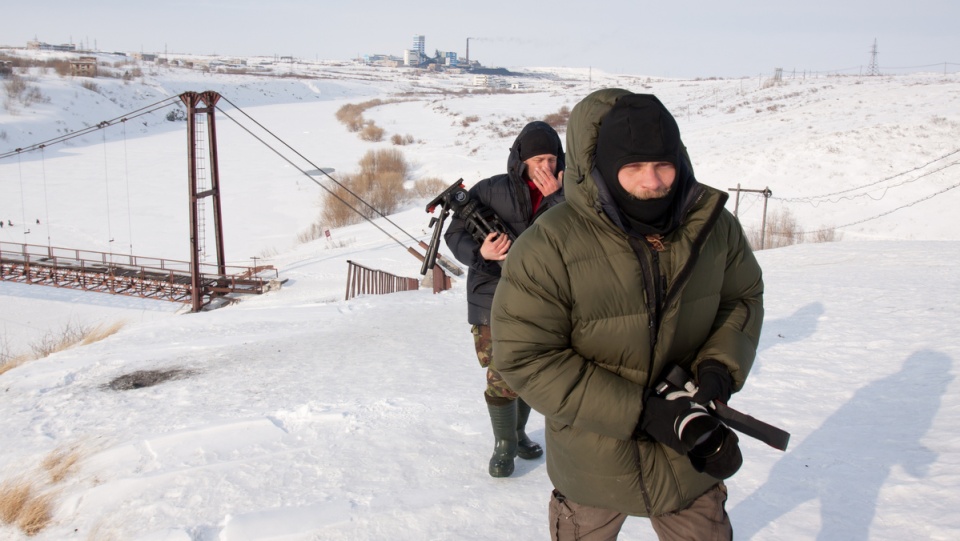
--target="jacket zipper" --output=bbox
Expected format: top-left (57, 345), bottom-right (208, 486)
top-left (624, 192), bottom-right (724, 515)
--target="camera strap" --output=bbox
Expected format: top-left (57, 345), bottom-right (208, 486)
top-left (713, 402), bottom-right (791, 451)
top-left (658, 363), bottom-right (791, 451)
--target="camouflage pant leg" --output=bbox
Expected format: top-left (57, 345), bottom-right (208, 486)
top-left (471, 324), bottom-right (519, 400)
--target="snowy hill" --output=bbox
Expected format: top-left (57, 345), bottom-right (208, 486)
top-left (2, 50), bottom-right (960, 540)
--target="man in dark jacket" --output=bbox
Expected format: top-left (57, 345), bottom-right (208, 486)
top-left (444, 120), bottom-right (565, 478)
top-left (491, 90), bottom-right (764, 539)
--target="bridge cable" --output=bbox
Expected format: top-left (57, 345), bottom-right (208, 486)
top-left (16, 153), bottom-right (29, 239)
top-left (101, 129), bottom-right (114, 247)
top-left (0, 95), bottom-right (183, 161)
top-left (213, 105), bottom-right (412, 251)
top-left (40, 146), bottom-right (52, 246)
top-left (121, 120), bottom-right (135, 256)
top-left (216, 96), bottom-right (425, 247)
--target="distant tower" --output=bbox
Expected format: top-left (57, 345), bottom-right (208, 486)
top-left (412, 35), bottom-right (425, 66)
top-left (867, 39), bottom-right (880, 76)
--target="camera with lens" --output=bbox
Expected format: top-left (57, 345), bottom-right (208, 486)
top-left (654, 365), bottom-right (743, 479)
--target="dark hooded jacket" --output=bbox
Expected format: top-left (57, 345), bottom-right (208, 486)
top-left (444, 121), bottom-right (565, 326)
top-left (491, 89), bottom-right (764, 516)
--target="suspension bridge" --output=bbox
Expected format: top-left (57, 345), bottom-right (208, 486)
top-left (0, 91), bottom-right (298, 311)
top-left (1, 90), bottom-right (460, 311)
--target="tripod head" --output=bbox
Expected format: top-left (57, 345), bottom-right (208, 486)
top-left (420, 179), bottom-right (513, 275)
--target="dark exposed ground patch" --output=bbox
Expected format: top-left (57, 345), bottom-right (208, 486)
top-left (104, 368), bottom-right (197, 391)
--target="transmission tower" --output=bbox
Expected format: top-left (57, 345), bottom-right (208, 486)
top-left (867, 39), bottom-right (880, 76)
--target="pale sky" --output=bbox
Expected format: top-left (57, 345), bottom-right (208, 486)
top-left (3, 0), bottom-right (958, 78)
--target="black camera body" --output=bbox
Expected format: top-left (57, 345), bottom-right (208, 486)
top-left (655, 368), bottom-right (730, 456)
top-left (654, 365), bottom-right (743, 479)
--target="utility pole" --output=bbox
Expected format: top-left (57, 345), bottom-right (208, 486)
top-left (728, 185), bottom-right (773, 249)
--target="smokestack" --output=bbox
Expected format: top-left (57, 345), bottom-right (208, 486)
top-left (466, 37), bottom-right (470, 66)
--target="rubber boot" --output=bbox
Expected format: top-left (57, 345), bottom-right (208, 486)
top-left (516, 398), bottom-right (544, 460)
top-left (486, 401), bottom-right (518, 477)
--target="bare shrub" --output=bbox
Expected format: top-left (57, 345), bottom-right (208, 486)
top-left (0, 353), bottom-right (29, 376)
top-left (0, 480), bottom-right (30, 523)
top-left (321, 149), bottom-right (411, 227)
top-left (321, 174), bottom-right (365, 227)
top-left (3, 74), bottom-right (48, 108)
top-left (29, 321), bottom-right (89, 359)
top-left (298, 222), bottom-right (326, 243)
top-left (0, 320), bottom-right (127, 373)
top-left (359, 122), bottom-right (384, 142)
top-left (359, 148), bottom-right (408, 178)
top-left (336, 102), bottom-right (367, 132)
top-left (4, 74), bottom-right (27, 98)
top-left (81, 321), bottom-right (124, 346)
top-left (50, 60), bottom-right (71, 77)
top-left (122, 67), bottom-right (143, 81)
top-left (361, 171), bottom-right (406, 214)
top-left (41, 447), bottom-right (82, 484)
top-left (412, 177), bottom-right (449, 199)
top-left (335, 99), bottom-right (401, 137)
top-left (747, 208), bottom-right (802, 250)
top-left (543, 106), bottom-right (570, 129)
top-left (0, 480), bottom-right (53, 536)
top-left (15, 490), bottom-right (53, 536)
top-left (80, 79), bottom-right (99, 93)
top-left (461, 115), bottom-right (480, 127)
top-left (1, 332), bottom-right (12, 365)
top-left (391, 133), bottom-right (416, 146)
top-left (810, 226), bottom-right (842, 243)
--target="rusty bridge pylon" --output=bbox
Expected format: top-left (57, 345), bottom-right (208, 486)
top-left (182, 91), bottom-right (227, 311)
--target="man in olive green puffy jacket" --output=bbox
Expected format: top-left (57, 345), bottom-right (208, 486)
top-left (491, 89), bottom-right (764, 540)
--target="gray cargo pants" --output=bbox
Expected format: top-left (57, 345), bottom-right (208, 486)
top-left (549, 483), bottom-right (732, 541)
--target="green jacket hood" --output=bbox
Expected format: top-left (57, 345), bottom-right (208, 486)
top-left (563, 89), bottom-right (703, 237)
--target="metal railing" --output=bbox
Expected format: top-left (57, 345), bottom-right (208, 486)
top-left (0, 241), bottom-right (278, 304)
top-left (345, 260), bottom-right (420, 301)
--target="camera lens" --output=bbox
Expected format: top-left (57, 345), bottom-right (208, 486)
top-left (674, 405), bottom-right (724, 457)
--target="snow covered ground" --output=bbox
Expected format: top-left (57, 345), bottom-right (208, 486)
top-left (1, 50), bottom-right (959, 539)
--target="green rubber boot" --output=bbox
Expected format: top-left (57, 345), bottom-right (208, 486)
top-left (516, 398), bottom-right (544, 460)
top-left (486, 401), bottom-right (519, 477)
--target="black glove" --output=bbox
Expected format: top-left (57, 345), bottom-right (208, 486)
top-left (640, 387), bottom-right (743, 479)
top-left (693, 360), bottom-right (733, 405)
top-left (639, 389), bottom-right (707, 456)
top-left (689, 426), bottom-right (743, 479)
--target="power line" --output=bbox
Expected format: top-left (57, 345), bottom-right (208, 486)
top-left (776, 149), bottom-right (960, 204)
top-left (882, 62), bottom-right (960, 70)
top-left (785, 160), bottom-right (958, 207)
top-left (800, 180), bottom-right (960, 235)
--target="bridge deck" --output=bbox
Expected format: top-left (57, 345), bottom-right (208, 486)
top-left (0, 241), bottom-right (279, 306)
